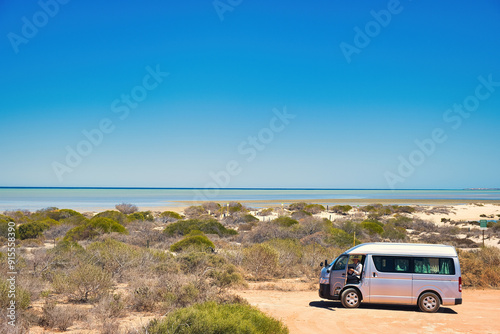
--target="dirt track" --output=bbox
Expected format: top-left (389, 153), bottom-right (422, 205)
top-left (238, 288), bottom-right (500, 334)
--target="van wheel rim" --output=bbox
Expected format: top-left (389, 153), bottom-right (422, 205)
top-left (423, 296), bottom-right (436, 310)
top-left (346, 292), bottom-right (358, 305)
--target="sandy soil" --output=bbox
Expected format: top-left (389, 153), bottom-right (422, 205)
top-left (237, 288), bottom-right (500, 334)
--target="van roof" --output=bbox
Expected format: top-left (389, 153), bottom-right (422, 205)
top-left (344, 243), bottom-right (458, 257)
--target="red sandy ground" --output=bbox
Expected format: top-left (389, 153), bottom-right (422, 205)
top-left (238, 288), bottom-right (500, 334)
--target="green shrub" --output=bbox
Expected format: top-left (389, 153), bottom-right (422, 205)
top-left (0, 279), bottom-right (31, 310)
top-left (273, 216), bottom-right (299, 227)
top-left (361, 220), bottom-right (384, 235)
top-left (241, 214), bottom-right (259, 222)
top-left (64, 217), bottom-right (128, 241)
top-left (327, 227), bottom-right (357, 248)
top-left (170, 234), bottom-right (215, 252)
top-left (51, 209), bottom-right (85, 221)
top-left (228, 202), bottom-right (245, 213)
top-left (388, 214), bottom-right (413, 229)
top-left (94, 210), bottom-right (127, 225)
top-left (160, 211), bottom-right (183, 221)
top-left (39, 218), bottom-right (60, 226)
top-left (18, 221), bottom-right (50, 239)
top-left (337, 220), bottom-right (362, 235)
top-left (381, 223), bottom-right (407, 241)
top-left (0, 219), bottom-right (18, 239)
top-left (304, 204), bottom-right (325, 214)
top-left (147, 301), bottom-right (288, 334)
top-left (164, 219), bottom-right (237, 237)
top-left (330, 205), bottom-right (353, 214)
top-left (288, 202), bottom-right (307, 211)
top-left (127, 211), bottom-right (154, 222)
top-left (0, 214), bottom-right (14, 222)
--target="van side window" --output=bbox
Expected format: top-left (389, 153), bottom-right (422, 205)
top-left (414, 257), bottom-right (455, 275)
top-left (332, 255), bottom-right (348, 270)
top-left (373, 256), bottom-right (412, 273)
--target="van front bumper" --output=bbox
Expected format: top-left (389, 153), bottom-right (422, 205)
top-left (319, 284), bottom-right (333, 300)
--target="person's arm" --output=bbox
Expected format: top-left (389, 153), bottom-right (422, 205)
top-left (353, 263), bottom-right (362, 275)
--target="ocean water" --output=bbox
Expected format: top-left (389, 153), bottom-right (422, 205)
top-left (0, 188), bottom-right (499, 212)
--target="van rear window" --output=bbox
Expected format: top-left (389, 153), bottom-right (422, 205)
top-left (372, 256), bottom-right (455, 275)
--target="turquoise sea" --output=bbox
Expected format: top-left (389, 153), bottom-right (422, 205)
top-left (0, 188), bottom-right (499, 212)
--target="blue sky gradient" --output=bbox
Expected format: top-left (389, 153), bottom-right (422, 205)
top-left (1, 0), bottom-right (499, 188)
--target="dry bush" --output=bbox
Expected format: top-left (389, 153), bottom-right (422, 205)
top-left (86, 238), bottom-right (143, 281)
top-left (18, 237), bottom-right (45, 247)
top-left (43, 223), bottom-right (74, 240)
top-left (115, 203), bottom-right (139, 214)
top-left (243, 244), bottom-right (279, 280)
top-left (264, 239), bottom-right (302, 278)
top-left (239, 221), bottom-right (297, 243)
top-left (92, 294), bottom-right (124, 333)
top-left (184, 205), bottom-right (206, 218)
top-left (40, 302), bottom-right (77, 331)
top-left (202, 202), bottom-right (221, 213)
top-left (52, 263), bottom-right (112, 302)
top-left (412, 219), bottom-right (438, 232)
top-left (128, 277), bottom-right (166, 312)
top-left (300, 243), bottom-right (340, 278)
top-left (426, 206), bottom-right (452, 215)
top-left (291, 210), bottom-right (312, 220)
top-left (257, 208), bottom-right (274, 216)
top-left (459, 247), bottom-right (500, 288)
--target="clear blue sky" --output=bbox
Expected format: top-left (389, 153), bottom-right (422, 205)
top-left (1, 0), bottom-right (499, 189)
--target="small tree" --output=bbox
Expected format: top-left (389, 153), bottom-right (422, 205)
top-left (115, 203), bottom-right (138, 214)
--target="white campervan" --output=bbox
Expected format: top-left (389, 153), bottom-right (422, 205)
top-left (319, 243), bottom-right (462, 312)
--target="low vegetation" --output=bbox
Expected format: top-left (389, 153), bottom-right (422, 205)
top-left (147, 301), bottom-right (288, 334)
top-left (1, 201), bottom-right (499, 333)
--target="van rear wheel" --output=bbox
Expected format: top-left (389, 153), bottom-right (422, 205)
top-left (341, 288), bottom-right (361, 308)
top-left (418, 292), bottom-right (440, 313)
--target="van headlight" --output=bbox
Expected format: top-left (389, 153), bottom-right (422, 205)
top-left (319, 278), bottom-right (329, 284)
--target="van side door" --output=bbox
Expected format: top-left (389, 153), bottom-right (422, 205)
top-left (329, 254), bottom-right (348, 298)
top-left (368, 255), bottom-right (413, 304)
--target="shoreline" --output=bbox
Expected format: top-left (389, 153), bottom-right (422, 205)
top-left (2, 198), bottom-right (500, 214)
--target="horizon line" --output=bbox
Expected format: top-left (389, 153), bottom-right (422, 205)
top-left (0, 186), bottom-right (498, 191)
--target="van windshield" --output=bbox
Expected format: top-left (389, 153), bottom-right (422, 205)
top-left (332, 255), bottom-right (348, 270)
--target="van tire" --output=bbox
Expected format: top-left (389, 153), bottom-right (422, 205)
top-left (418, 292), bottom-right (440, 313)
top-left (341, 288), bottom-right (361, 308)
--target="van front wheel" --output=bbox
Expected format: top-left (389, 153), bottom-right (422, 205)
top-left (341, 288), bottom-right (361, 308)
top-left (418, 292), bottom-right (440, 313)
